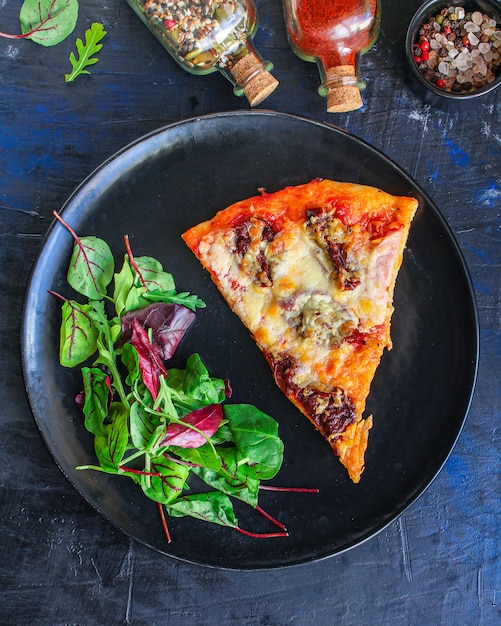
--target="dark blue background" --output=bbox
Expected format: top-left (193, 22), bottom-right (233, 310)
top-left (1, 0), bottom-right (499, 623)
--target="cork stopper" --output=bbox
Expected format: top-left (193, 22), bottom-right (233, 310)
top-left (230, 54), bottom-right (279, 107)
top-left (325, 66), bottom-right (363, 113)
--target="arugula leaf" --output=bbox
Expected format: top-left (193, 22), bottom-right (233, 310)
top-left (65, 22), bottom-right (106, 83)
top-left (120, 341), bottom-right (140, 388)
top-left (87, 301), bottom-right (131, 409)
top-left (144, 289), bottom-right (206, 312)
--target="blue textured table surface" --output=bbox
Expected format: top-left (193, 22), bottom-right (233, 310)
top-left (1, 0), bottom-right (499, 624)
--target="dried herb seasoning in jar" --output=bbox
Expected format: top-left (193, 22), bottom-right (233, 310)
top-left (413, 5), bottom-right (501, 93)
top-left (125, 0), bottom-right (278, 105)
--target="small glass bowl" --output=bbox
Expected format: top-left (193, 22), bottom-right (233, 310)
top-left (405, 0), bottom-right (501, 101)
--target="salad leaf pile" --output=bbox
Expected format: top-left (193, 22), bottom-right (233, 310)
top-left (50, 211), bottom-right (315, 541)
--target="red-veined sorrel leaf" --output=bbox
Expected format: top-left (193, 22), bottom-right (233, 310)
top-left (20, 0), bottom-right (79, 47)
top-left (161, 404), bottom-right (224, 448)
top-left (94, 402), bottom-right (128, 470)
top-left (134, 256), bottom-right (176, 293)
top-left (123, 236), bottom-right (176, 294)
top-left (140, 456), bottom-right (190, 505)
top-left (129, 318), bottom-right (167, 399)
top-left (129, 400), bottom-right (161, 451)
top-left (81, 366), bottom-right (111, 437)
top-left (67, 235), bottom-right (114, 300)
top-left (60, 299), bottom-right (99, 367)
top-left (119, 302), bottom-right (195, 360)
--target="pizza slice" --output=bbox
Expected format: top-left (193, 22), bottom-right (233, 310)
top-left (182, 179), bottom-right (418, 482)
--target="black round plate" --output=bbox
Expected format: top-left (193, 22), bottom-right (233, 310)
top-left (22, 111), bottom-right (478, 569)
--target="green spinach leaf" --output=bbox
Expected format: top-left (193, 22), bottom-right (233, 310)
top-left (225, 404), bottom-right (284, 480)
top-left (166, 492), bottom-right (239, 529)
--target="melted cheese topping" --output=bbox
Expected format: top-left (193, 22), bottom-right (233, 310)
top-left (196, 217), bottom-right (404, 392)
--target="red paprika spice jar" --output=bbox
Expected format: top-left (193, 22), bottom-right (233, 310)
top-left (282, 0), bottom-right (380, 112)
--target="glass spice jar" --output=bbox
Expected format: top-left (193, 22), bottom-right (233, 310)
top-left (125, 0), bottom-right (279, 106)
top-left (282, 0), bottom-right (381, 112)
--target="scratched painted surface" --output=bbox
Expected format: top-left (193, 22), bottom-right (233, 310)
top-left (0, 0), bottom-right (499, 623)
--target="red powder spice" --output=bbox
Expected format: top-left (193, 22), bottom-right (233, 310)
top-left (287, 0), bottom-right (379, 68)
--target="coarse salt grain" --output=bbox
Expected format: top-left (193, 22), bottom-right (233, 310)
top-left (438, 61), bottom-right (450, 74)
top-left (472, 11), bottom-right (483, 26)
